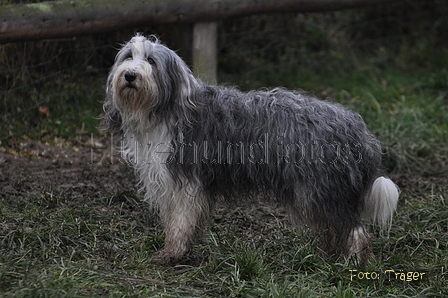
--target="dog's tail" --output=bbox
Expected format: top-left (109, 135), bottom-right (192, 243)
top-left (361, 177), bottom-right (399, 231)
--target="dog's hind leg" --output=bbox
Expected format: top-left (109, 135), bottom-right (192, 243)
top-left (318, 213), bottom-right (371, 266)
top-left (153, 186), bottom-right (210, 264)
top-left (346, 225), bottom-right (372, 266)
top-left (294, 196), bottom-right (372, 266)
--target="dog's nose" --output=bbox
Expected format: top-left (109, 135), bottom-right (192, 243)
top-left (124, 71), bottom-right (137, 83)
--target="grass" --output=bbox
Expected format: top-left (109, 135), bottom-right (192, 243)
top-left (1, 20), bottom-right (448, 298)
top-left (1, 185), bottom-right (447, 297)
top-left (1, 76), bottom-right (104, 142)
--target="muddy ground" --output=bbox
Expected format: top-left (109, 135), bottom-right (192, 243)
top-left (0, 136), bottom-right (444, 214)
top-left (0, 136), bottom-right (136, 202)
top-left (0, 136), bottom-right (289, 232)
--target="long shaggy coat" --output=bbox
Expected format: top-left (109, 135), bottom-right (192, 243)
top-left (100, 34), bottom-right (399, 265)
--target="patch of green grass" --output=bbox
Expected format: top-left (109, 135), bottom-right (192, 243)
top-left (1, 181), bottom-right (447, 297)
top-left (329, 68), bottom-right (448, 174)
top-left (1, 76), bottom-right (104, 144)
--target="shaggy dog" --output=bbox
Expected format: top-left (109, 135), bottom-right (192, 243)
top-left (100, 34), bottom-right (399, 265)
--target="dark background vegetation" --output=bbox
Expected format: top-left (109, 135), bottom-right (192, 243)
top-left (0, 0), bottom-right (447, 297)
top-left (0, 1), bottom-right (447, 146)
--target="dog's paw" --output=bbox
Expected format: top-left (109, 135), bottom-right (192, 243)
top-left (152, 250), bottom-right (178, 265)
top-left (152, 250), bottom-right (206, 266)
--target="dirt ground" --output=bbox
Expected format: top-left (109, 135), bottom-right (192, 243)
top-left (0, 136), bottom-right (288, 224)
top-left (1, 135), bottom-right (444, 209)
top-left (0, 136), bottom-right (136, 202)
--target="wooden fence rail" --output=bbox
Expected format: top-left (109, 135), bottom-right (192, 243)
top-left (0, 0), bottom-right (408, 82)
top-left (0, 0), bottom-right (407, 43)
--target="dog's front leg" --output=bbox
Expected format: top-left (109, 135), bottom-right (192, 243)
top-left (153, 188), bottom-right (210, 264)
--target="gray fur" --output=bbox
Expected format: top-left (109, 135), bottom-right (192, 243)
top-left (100, 34), bottom-right (399, 265)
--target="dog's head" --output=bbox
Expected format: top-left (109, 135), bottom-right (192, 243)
top-left (100, 34), bottom-right (198, 132)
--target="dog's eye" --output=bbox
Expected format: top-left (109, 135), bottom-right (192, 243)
top-left (146, 57), bottom-right (155, 64)
top-left (123, 53), bottom-right (133, 60)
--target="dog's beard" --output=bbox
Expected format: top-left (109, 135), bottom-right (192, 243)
top-left (112, 63), bottom-right (159, 121)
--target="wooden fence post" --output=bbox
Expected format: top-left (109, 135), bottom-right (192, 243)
top-left (193, 22), bottom-right (218, 84)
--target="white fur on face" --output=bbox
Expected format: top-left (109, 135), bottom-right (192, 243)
top-left (111, 36), bottom-right (159, 121)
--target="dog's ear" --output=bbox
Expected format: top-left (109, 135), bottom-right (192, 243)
top-left (157, 47), bottom-right (199, 123)
top-left (99, 74), bottom-right (123, 134)
top-left (167, 53), bottom-right (195, 101)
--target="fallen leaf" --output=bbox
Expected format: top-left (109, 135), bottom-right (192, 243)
top-left (39, 106), bottom-right (50, 117)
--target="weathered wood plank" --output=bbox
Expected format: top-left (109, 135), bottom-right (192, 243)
top-left (0, 0), bottom-right (407, 43)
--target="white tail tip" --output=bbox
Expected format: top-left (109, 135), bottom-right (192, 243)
top-left (362, 177), bottom-right (399, 230)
